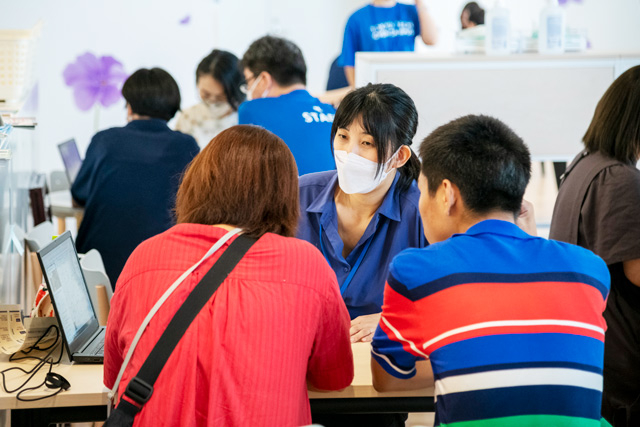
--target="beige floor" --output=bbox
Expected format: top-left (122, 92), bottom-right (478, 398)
top-left (525, 161), bottom-right (561, 238)
top-left (407, 412), bottom-right (436, 426)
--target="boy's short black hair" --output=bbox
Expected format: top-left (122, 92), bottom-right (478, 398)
top-left (419, 115), bottom-right (531, 215)
top-left (122, 68), bottom-right (181, 121)
top-left (241, 36), bottom-right (307, 86)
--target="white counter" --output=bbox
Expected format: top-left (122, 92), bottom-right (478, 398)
top-left (355, 52), bottom-right (640, 160)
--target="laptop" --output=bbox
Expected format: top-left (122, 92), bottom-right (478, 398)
top-left (57, 139), bottom-right (83, 185)
top-left (37, 231), bottom-right (105, 363)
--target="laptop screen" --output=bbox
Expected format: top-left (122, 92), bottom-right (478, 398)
top-left (58, 139), bottom-right (83, 185)
top-left (38, 231), bottom-right (97, 350)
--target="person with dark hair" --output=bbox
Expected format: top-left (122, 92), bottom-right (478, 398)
top-left (461, 1), bottom-right (484, 29)
top-left (339, 0), bottom-right (437, 87)
top-left (238, 35), bottom-right (336, 175)
top-left (121, 67), bottom-right (182, 121)
top-left (550, 66), bottom-right (640, 426)
top-left (456, 2), bottom-right (486, 54)
top-left (72, 67), bottom-right (199, 286)
top-left (104, 125), bottom-right (353, 426)
top-left (175, 49), bottom-right (245, 147)
top-left (299, 82), bottom-right (424, 426)
top-left (371, 114), bottom-right (610, 427)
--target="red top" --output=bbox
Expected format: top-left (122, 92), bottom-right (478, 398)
top-left (104, 224), bottom-right (353, 427)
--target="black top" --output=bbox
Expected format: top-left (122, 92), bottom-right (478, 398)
top-left (71, 119), bottom-right (199, 287)
top-left (550, 150), bottom-right (640, 309)
top-left (550, 150), bottom-right (640, 423)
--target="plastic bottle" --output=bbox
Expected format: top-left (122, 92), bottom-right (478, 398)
top-left (538, 0), bottom-right (566, 54)
top-left (485, 0), bottom-right (511, 55)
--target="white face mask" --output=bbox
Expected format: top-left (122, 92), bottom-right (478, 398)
top-left (246, 74), bottom-right (268, 101)
top-left (205, 101), bottom-right (231, 119)
top-left (334, 149), bottom-right (399, 194)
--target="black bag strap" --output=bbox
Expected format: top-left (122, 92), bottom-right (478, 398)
top-left (106, 234), bottom-right (257, 424)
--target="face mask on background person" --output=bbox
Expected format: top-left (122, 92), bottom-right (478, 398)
top-left (245, 74), bottom-right (268, 101)
top-left (334, 149), bottom-right (399, 194)
top-left (205, 101), bottom-right (231, 119)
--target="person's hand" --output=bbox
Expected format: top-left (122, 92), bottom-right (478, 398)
top-left (415, 0), bottom-right (428, 12)
top-left (516, 199), bottom-right (537, 236)
top-left (350, 313), bottom-right (381, 343)
top-left (316, 87), bottom-right (352, 109)
top-left (414, 0), bottom-right (438, 45)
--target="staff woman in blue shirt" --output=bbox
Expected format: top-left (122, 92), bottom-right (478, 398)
top-left (298, 83), bottom-right (427, 345)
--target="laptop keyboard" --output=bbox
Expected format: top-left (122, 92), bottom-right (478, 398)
top-left (83, 329), bottom-right (105, 356)
top-left (92, 341), bottom-right (104, 356)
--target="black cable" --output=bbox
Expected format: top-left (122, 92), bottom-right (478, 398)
top-left (1, 326), bottom-right (60, 392)
top-left (0, 324), bottom-right (70, 401)
top-left (13, 324), bottom-right (59, 354)
top-left (9, 324), bottom-right (61, 361)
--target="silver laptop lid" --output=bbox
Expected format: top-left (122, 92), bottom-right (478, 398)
top-left (37, 231), bottom-right (100, 357)
top-left (57, 139), bottom-right (82, 185)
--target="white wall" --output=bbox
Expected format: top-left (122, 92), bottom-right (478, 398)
top-left (0, 0), bottom-right (362, 173)
top-left (420, 0), bottom-right (640, 54)
top-left (1, 0), bottom-right (639, 174)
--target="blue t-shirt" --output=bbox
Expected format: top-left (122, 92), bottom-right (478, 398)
top-left (372, 220), bottom-right (610, 426)
top-left (297, 170), bottom-right (427, 319)
top-left (238, 90), bottom-right (335, 176)
top-left (339, 3), bottom-right (421, 67)
top-left (71, 119), bottom-right (199, 286)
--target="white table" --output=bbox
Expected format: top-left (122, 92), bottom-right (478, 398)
top-left (0, 343), bottom-right (434, 425)
top-left (48, 190), bottom-right (83, 234)
top-left (310, 342), bottom-right (434, 414)
top-left (0, 355), bottom-right (107, 426)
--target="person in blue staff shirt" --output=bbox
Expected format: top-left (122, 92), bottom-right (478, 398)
top-left (340, 0), bottom-right (438, 87)
top-left (238, 36), bottom-right (336, 176)
top-left (298, 83), bottom-right (427, 427)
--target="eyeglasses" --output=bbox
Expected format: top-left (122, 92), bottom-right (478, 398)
top-left (200, 93), bottom-right (227, 105)
top-left (239, 74), bottom-right (257, 94)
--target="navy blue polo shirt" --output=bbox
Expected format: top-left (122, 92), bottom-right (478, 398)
top-left (297, 170), bottom-right (427, 319)
top-left (238, 90), bottom-right (335, 176)
top-left (71, 119), bottom-right (199, 286)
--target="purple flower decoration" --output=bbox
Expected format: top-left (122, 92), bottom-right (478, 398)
top-left (179, 15), bottom-right (191, 25)
top-left (63, 53), bottom-right (128, 111)
top-left (558, 0), bottom-right (583, 5)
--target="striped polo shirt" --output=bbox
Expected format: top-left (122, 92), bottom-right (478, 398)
top-left (372, 219), bottom-right (610, 427)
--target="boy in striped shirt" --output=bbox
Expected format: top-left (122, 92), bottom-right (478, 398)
top-left (371, 115), bottom-right (610, 426)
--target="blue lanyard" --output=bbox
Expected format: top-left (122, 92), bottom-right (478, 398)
top-left (319, 223), bottom-right (375, 296)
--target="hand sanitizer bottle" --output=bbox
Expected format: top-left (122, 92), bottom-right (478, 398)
top-left (485, 0), bottom-right (511, 55)
top-left (539, 0), bottom-right (566, 54)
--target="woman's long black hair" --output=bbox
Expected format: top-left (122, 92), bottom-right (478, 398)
top-left (196, 49), bottom-right (246, 111)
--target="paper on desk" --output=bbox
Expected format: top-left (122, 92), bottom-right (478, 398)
top-left (0, 305), bottom-right (57, 354)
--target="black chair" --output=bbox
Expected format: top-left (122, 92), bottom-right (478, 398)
top-left (326, 56), bottom-right (349, 91)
